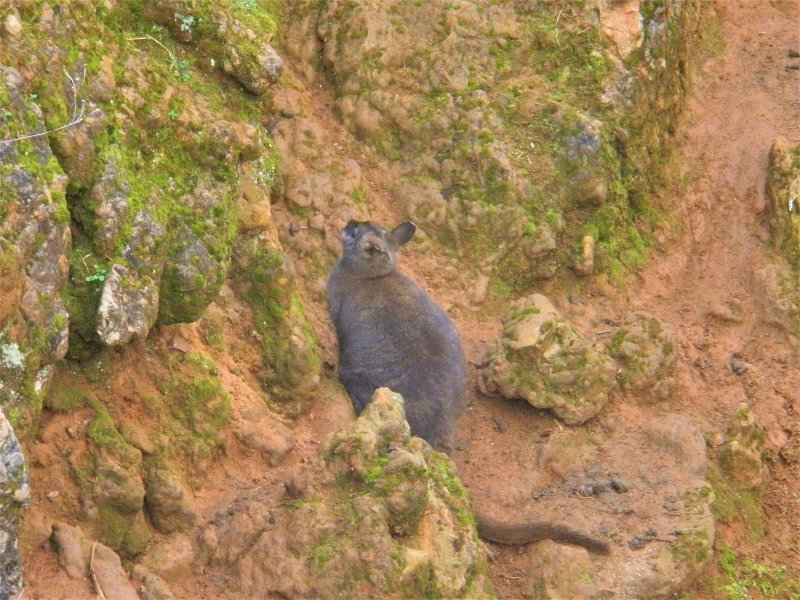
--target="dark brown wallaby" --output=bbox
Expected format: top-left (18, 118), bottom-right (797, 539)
top-left (327, 220), bottom-right (610, 554)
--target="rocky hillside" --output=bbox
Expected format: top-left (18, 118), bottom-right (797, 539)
top-left (1, 0), bottom-right (799, 598)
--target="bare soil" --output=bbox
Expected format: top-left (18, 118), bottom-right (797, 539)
top-left (18, 0), bottom-right (800, 598)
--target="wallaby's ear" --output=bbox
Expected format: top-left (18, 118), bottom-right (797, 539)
top-left (390, 222), bottom-right (416, 246)
top-left (343, 220), bottom-right (361, 240)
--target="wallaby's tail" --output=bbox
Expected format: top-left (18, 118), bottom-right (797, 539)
top-left (475, 510), bottom-right (611, 554)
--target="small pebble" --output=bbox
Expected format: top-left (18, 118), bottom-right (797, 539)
top-left (730, 357), bottom-right (748, 375)
top-left (46, 490), bottom-right (60, 501)
top-left (628, 527), bottom-right (657, 550)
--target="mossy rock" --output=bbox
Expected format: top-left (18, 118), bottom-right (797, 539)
top-left (232, 239), bottom-right (322, 396)
top-left (205, 388), bottom-right (493, 598)
top-left (481, 294), bottom-right (616, 425)
top-left (607, 312), bottom-right (677, 391)
top-left (766, 136), bottom-right (800, 267)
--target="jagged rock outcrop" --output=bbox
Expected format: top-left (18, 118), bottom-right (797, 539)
top-left (195, 388), bottom-right (493, 599)
top-left (481, 294), bottom-right (616, 425)
top-left (142, 0), bottom-right (284, 94)
top-left (0, 65), bottom-right (71, 433)
top-left (285, 0), bottom-right (706, 288)
top-left (0, 1), bottom-right (322, 394)
top-left (0, 406), bottom-right (28, 600)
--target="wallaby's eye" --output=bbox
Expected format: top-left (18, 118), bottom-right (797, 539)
top-left (361, 239), bottom-right (385, 255)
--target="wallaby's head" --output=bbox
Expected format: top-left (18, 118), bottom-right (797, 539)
top-left (339, 220), bottom-right (416, 278)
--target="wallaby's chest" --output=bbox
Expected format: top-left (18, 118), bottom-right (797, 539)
top-left (330, 271), bottom-right (455, 353)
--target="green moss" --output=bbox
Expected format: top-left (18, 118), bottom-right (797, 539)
top-left (429, 454), bottom-right (476, 528)
top-left (182, 376), bottom-right (231, 445)
top-left (671, 527), bottom-right (711, 566)
top-left (88, 403), bottom-right (130, 456)
top-left (45, 385), bottom-right (89, 412)
top-left (95, 504), bottom-right (132, 551)
top-left (6, 407), bottom-right (22, 429)
top-left (310, 532), bottom-right (337, 569)
top-left (234, 246), bottom-right (321, 392)
top-left (710, 477), bottom-right (765, 541)
top-left (703, 547), bottom-right (800, 600)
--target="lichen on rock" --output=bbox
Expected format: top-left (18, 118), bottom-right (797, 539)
top-left (481, 294), bottom-right (616, 425)
top-left (0, 405), bottom-right (28, 600)
top-left (0, 65), bottom-right (71, 433)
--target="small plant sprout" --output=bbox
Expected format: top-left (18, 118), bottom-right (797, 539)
top-left (85, 265), bottom-right (108, 284)
top-left (174, 12), bottom-right (196, 33)
top-left (128, 34), bottom-right (193, 82)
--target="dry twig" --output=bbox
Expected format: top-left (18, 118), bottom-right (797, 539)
top-left (89, 541), bottom-right (107, 600)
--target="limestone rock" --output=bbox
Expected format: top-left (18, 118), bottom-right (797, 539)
top-left (0, 406), bottom-right (28, 599)
top-left (481, 294), bottom-right (616, 425)
top-left (235, 415), bottom-right (295, 466)
top-left (50, 523), bottom-right (139, 600)
top-left (491, 408), bottom-right (714, 599)
top-left (718, 404), bottom-right (768, 491)
top-left (607, 312), bottom-right (677, 391)
top-left (132, 565), bottom-right (176, 600)
top-left (197, 388), bottom-right (493, 599)
top-left (96, 264), bottom-right (160, 346)
top-left (145, 466), bottom-right (198, 534)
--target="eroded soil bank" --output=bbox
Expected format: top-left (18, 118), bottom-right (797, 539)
top-left (1, 0), bottom-right (799, 598)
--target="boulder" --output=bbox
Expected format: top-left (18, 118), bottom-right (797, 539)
top-left (50, 522), bottom-right (139, 600)
top-left (607, 312), bottom-right (677, 391)
top-left (96, 264), bottom-right (160, 346)
top-left (145, 466), bottom-right (198, 534)
top-left (481, 294), bottom-right (616, 425)
top-left (197, 388), bottom-right (493, 599)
